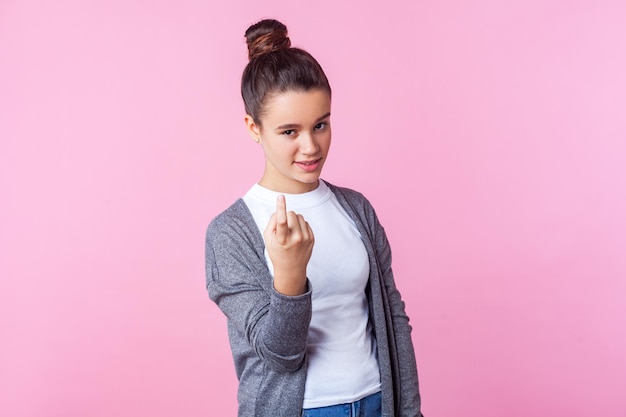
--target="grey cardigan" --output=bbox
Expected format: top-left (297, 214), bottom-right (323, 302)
top-left (205, 181), bottom-right (423, 416)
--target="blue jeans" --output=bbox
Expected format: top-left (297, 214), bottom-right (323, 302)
top-left (302, 391), bottom-right (382, 417)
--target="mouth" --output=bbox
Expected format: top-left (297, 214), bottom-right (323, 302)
top-left (294, 158), bottom-right (322, 172)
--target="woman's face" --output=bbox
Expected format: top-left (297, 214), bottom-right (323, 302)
top-left (246, 89), bottom-right (331, 194)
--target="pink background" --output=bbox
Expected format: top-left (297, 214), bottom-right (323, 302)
top-left (2, 0), bottom-right (625, 416)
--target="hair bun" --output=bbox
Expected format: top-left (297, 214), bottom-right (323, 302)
top-left (245, 19), bottom-right (291, 61)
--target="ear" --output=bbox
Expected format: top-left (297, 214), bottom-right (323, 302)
top-left (244, 114), bottom-right (261, 143)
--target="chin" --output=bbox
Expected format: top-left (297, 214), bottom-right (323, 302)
top-left (298, 175), bottom-right (321, 184)
top-left (293, 177), bottom-right (320, 191)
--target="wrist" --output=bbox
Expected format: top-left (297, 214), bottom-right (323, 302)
top-left (273, 270), bottom-right (307, 296)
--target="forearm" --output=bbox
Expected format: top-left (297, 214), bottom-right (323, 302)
top-left (206, 215), bottom-right (312, 373)
top-left (256, 282), bottom-right (312, 371)
top-left (385, 276), bottom-right (422, 416)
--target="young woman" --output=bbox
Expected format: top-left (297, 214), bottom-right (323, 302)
top-left (205, 19), bottom-right (424, 417)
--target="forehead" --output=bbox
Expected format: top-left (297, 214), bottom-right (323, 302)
top-left (262, 89), bottom-right (331, 125)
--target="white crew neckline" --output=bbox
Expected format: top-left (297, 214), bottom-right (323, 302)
top-left (245, 180), bottom-right (333, 210)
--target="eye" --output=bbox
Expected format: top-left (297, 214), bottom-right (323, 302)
top-left (314, 122), bottom-right (328, 131)
top-left (281, 129), bottom-right (297, 136)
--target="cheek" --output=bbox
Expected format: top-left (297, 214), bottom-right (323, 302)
top-left (267, 140), bottom-right (298, 159)
top-left (321, 133), bottom-right (332, 148)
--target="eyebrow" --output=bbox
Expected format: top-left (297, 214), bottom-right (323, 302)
top-left (275, 112), bottom-right (331, 130)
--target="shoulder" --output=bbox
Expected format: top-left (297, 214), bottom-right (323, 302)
top-left (208, 199), bottom-right (249, 228)
top-left (323, 180), bottom-right (371, 207)
top-left (206, 199), bottom-right (260, 247)
top-left (323, 180), bottom-right (378, 221)
top-left (322, 180), bottom-right (388, 244)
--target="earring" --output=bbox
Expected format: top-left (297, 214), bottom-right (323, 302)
top-left (255, 138), bottom-right (260, 143)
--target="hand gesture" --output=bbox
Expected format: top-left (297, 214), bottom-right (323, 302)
top-left (263, 195), bottom-right (314, 296)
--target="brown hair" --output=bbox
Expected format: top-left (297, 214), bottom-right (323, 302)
top-left (241, 19), bottom-right (331, 124)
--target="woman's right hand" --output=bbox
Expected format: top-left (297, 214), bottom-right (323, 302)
top-left (263, 195), bottom-right (314, 296)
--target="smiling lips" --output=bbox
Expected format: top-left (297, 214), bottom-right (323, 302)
top-left (294, 158), bottom-right (322, 172)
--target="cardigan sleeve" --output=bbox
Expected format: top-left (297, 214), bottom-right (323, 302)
top-left (205, 206), bottom-right (313, 374)
top-left (364, 199), bottom-right (424, 417)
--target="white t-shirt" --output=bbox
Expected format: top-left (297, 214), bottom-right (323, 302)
top-left (243, 180), bottom-right (381, 408)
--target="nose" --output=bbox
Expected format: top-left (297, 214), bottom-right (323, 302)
top-left (299, 132), bottom-right (319, 155)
